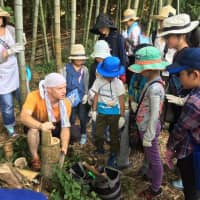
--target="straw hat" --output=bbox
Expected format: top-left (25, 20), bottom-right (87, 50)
top-left (158, 14), bottom-right (199, 37)
top-left (151, 5), bottom-right (176, 20)
top-left (91, 40), bottom-right (111, 59)
top-left (121, 9), bottom-right (139, 23)
top-left (68, 44), bottom-right (88, 60)
top-left (128, 46), bottom-right (168, 73)
top-left (0, 7), bottom-right (10, 18)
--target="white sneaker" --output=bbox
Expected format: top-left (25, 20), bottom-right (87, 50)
top-left (80, 134), bottom-right (87, 145)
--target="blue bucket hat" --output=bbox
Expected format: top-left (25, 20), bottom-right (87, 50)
top-left (97, 56), bottom-right (125, 78)
top-left (167, 48), bottom-right (200, 74)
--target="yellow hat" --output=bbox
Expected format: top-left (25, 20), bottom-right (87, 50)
top-left (121, 9), bottom-right (139, 23)
top-left (151, 5), bottom-right (176, 20)
top-left (0, 7), bottom-right (10, 18)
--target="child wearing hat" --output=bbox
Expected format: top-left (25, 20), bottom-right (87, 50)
top-left (90, 13), bottom-right (127, 83)
top-left (159, 13), bottom-right (200, 189)
top-left (62, 44), bottom-right (89, 145)
top-left (165, 48), bottom-right (200, 200)
top-left (91, 56), bottom-right (126, 167)
top-left (151, 5), bottom-right (176, 64)
top-left (128, 46), bottom-right (169, 199)
top-left (121, 8), bottom-right (141, 85)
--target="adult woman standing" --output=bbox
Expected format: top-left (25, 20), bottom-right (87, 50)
top-left (0, 8), bottom-right (24, 136)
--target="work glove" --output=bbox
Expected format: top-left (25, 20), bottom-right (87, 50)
top-left (165, 149), bottom-right (175, 169)
top-left (142, 138), bottom-right (152, 147)
top-left (131, 101), bottom-right (138, 113)
top-left (40, 122), bottom-right (55, 132)
top-left (91, 111), bottom-right (97, 122)
top-left (7, 43), bottom-right (24, 56)
top-left (82, 94), bottom-right (88, 104)
top-left (118, 116), bottom-right (125, 129)
top-left (166, 94), bottom-right (186, 106)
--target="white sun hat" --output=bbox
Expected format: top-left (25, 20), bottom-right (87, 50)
top-left (91, 40), bottom-right (111, 59)
top-left (158, 13), bottom-right (199, 37)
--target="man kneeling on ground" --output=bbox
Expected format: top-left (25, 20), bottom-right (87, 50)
top-left (20, 73), bottom-right (71, 171)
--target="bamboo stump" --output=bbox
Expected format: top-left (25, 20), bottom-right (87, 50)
top-left (41, 131), bottom-right (60, 178)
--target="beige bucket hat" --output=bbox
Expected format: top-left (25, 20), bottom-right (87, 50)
top-left (158, 13), bottom-right (199, 37)
top-left (68, 44), bottom-right (88, 60)
top-left (151, 5), bottom-right (176, 20)
top-left (0, 7), bottom-right (10, 18)
top-left (121, 9), bottom-right (139, 23)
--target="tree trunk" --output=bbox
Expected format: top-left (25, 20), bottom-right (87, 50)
top-left (64, 0), bottom-right (68, 32)
top-left (0, 0), bottom-right (4, 7)
top-left (83, 0), bottom-right (89, 43)
top-left (85, 0), bottom-right (94, 48)
top-left (71, 0), bottom-right (76, 47)
top-left (94, 0), bottom-right (100, 42)
top-left (54, 0), bottom-right (62, 71)
top-left (147, 0), bottom-right (156, 36)
top-left (127, 0), bottom-right (131, 8)
top-left (134, 0), bottom-right (139, 14)
top-left (103, 0), bottom-right (108, 13)
top-left (39, 0), bottom-right (50, 63)
top-left (14, 0), bottom-right (27, 103)
top-left (30, 0), bottom-right (39, 70)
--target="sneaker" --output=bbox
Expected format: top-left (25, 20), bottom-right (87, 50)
top-left (171, 179), bottom-right (184, 190)
top-left (80, 134), bottom-right (87, 145)
top-left (139, 187), bottom-right (162, 200)
top-left (107, 153), bottom-right (117, 168)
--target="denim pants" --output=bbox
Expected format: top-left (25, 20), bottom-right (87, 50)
top-left (0, 88), bottom-right (20, 128)
top-left (70, 103), bottom-right (87, 135)
top-left (178, 153), bottom-right (200, 200)
top-left (95, 114), bottom-right (120, 154)
top-left (140, 123), bottom-right (163, 192)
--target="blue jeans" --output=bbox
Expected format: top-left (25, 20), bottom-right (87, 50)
top-left (0, 88), bottom-right (20, 128)
top-left (70, 103), bottom-right (87, 135)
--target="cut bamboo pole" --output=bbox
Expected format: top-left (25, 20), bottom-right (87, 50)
top-left (0, 0), bottom-right (4, 7)
top-left (94, 0), bottom-right (100, 42)
top-left (103, 0), bottom-right (108, 13)
top-left (127, 0), bottom-right (132, 8)
top-left (83, 0), bottom-right (89, 43)
top-left (147, 0), bottom-right (156, 36)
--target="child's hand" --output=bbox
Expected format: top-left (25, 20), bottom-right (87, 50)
top-left (165, 149), bottom-right (175, 169)
top-left (82, 94), bottom-right (88, 104)
top-left (118, 116), bottom-right (125, 129)
top-left (131, 101), bottom-right (138, 112)
top-left (91, 111), bottom-right (97, 122)
top-left (142, 139), bottom-right (152, 147)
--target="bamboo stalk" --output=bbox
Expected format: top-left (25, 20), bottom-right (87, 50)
top-left (0, 0), bottom-right (4, 7)
top-left (30, 0), bottom-right (39, 70)
top-left (83, 0), bottom-right (89, 43)
top-left (146, 0), bottom-right (156, 36)
top-left (103, 0), bottom-right (108, 13)
top-left (177, 0), bottom-right (179, 14)
top-left (167, 0), bottom-right (173, 5)
top-left (159, 0), bottom-right (163, 11)
top-left (134, 0), bottom-right (139, 15)
top-left (94, 0), bottom-right (100, 42)
top-left (39, 0), bottom-right (50, 63)
top-left (54, 0), bottom-right (62, 71)
top-left (14, 0), bottom-right (27, 103)
top-left (71, 0), bottom-right (76, 47)
top-left (85, 0), bottom-right (94, 48)
top-left (127, 0), bottom-right (132, 8)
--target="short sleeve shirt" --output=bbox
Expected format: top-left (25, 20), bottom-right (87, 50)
top-left (91, 77), bottom-right (125, 115)
top-left (22, 90), bottom-right (71, 122)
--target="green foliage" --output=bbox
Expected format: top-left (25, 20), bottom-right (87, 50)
top-left (34, 60), bottom-right (57, 75)
top-left (179, 0), bottom-right (200, 20)
top-left (49, 149), bottom-right (100, 200)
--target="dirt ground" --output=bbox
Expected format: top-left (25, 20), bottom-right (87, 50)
top-left (0, 110), bottom-right (184, 200)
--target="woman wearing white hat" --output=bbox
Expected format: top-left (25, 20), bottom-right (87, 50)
top-left (151, 5), bottom-right (176, 64)
top-left (0, 7), bottom-right (24, 137)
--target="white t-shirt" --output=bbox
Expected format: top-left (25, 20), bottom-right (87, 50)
top-left (91, 77), bottom-right (125, 115)
top-left (0, 26), bottom-right (19, 94)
